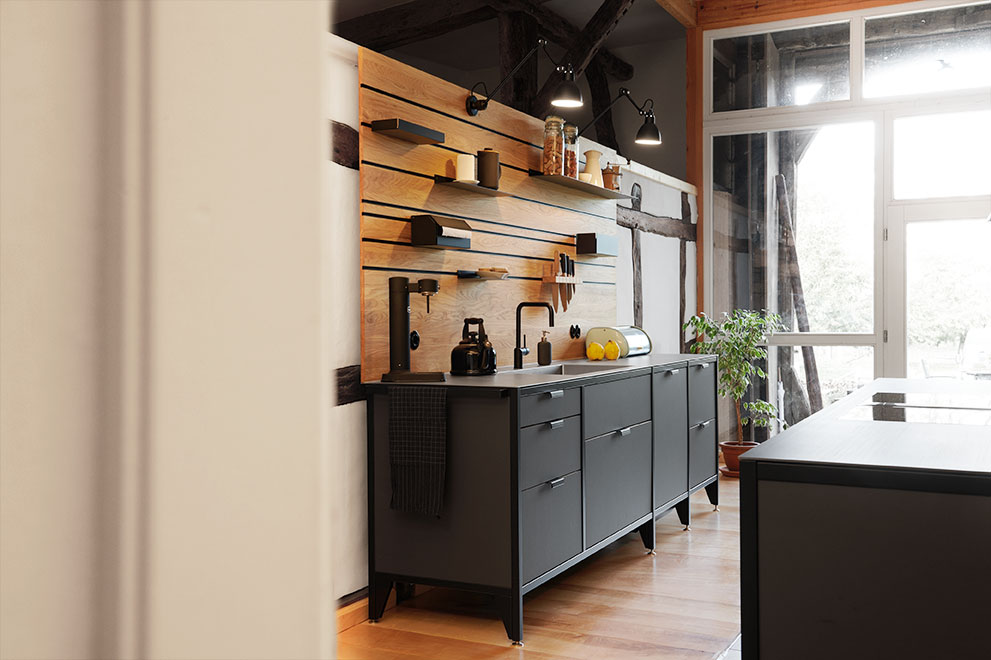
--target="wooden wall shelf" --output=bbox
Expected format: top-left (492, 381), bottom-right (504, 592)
top-left (434, 175), bottom-right (511, 197)
top-left (370, 118), bottom-right (444, 145)
top-left (528, 170), bottom-right (633, 200)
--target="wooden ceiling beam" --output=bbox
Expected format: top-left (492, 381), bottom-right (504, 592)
top-left (497, 10), bottom-right (539, 114)
top-left (333, 0), bottom-right (496, 52)
top-left (532, 0), bottom-right (636, 117)
top-left (654, 0), bottom-right (697, 28)
top-left (488, 0), bottom-right (634, 81)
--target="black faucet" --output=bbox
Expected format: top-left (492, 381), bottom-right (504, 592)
top-left (515, 302), bottom-right (554, 369)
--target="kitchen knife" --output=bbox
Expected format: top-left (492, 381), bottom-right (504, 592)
top-left (559, 253), bottom-right (568, 312)
top-left (567, 254), bottom-right (575, 304)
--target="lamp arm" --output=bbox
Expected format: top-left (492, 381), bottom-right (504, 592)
top-left (578, 88), bottom-right (631, 137)
top-left (479, 38), bottom-right (547, 107)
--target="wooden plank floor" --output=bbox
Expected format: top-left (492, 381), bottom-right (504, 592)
top-left (338, 479), bottom-right (741, 659)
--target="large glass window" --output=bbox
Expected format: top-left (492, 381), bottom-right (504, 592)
top-left (713, 22), bottom-right (850, 112)
top-left (894, 110), bottom-right (991, 199)
top-left (906, 218), bottom-right (991, 379)
top-left (865, 3), bottom-right (991, 98)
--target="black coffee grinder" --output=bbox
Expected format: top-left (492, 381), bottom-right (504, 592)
top-left (381, 276), bottom-right (446, 382)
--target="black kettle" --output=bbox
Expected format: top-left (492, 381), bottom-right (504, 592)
top-left (451, 318), bottom-right (497, 376)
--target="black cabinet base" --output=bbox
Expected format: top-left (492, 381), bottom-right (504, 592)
top-left (496, 592), bottom-right (523, 643)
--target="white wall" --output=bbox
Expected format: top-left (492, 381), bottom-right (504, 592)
top-left (1, 2), bottom-right (334, 658)
top-left (324, 34), bottom-right (369, 599)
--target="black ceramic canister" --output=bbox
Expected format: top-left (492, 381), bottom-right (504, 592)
top-left (477, 148), bottom-right (501, 189)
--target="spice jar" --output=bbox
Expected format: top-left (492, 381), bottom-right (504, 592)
top-left (542, 115), bottom-right (564, 176)
top-left (563, 123), bottom-right (579, 178)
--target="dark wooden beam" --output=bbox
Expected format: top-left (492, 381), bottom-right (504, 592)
top-left (631, 228), bottom-right (643, 327)
top-left (497, 11), bottom-right (538, 114)
top-left (585, 55), bottom-right (618, 151)
top-left (333, 0), bottom-right (496, 52)
top-left (532, 0), bottom-right (636, 118)
top-left (617, 206), bottom-right (697, 242)
top-left (330, 121), bottom-right (358, 170)
top-left (488, 0), bottom-right (633, 81)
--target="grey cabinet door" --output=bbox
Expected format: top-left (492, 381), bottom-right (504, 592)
top-left (584, 421), bottom-right (652, 547)
top-left (688, 420), bottom-right (717, 489)
top-left (583, 374), bottom-right (651, 439)
top-left (521, 471), bottom-right (582, 584)
top-left (653, 368), bottom-right (688, 507)
top-left (688, 361), bottom-right (717, 427)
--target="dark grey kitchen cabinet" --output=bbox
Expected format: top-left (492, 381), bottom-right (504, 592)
top-left (521, 470), bottom-right (582, 583)
top-left (364, 354), bottom-right (718, 646)
top-left (584, 421), bottom-right (652, 546)
top-left (652, 367), bottom-right (688, 508)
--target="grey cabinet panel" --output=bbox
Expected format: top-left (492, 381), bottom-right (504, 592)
top-left (688, 420), bottom-right (717, 489)
top-left (520, 388), bottom-right (581, 427)
top-left (688, 362), bottom-right (716, 426)
top-left (521, 471), bottom-right (582, 584)
top-left (520, 416), bottom-right (582, 491)
top-left (582, 374), bottom-right (651, 439)
top-left (584, 421), bottom-right (652, 547)
top-left (653, 369), bottom-right (688, 506)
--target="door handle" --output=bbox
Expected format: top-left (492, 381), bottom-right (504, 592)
top-left (548, 419), bottom-right (565, 430)
top-left (617, 426), bottom-right (633, 437)
top-left (697, 420), bottom-right (712, 429)
top-left (547, 477), bottom-right (566, 489)
top-left (696, 362), bottom-right (712, 369)
top-left (667, 368), bottom-right (680, 375)
top-left (546, 389), bottom-right (565, 399)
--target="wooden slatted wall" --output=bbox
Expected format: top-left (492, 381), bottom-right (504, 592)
top-left (358, 48), bottom-right (618, 381)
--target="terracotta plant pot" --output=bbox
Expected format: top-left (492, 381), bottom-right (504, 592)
top-left (719, 441), bottom-right (760, 475)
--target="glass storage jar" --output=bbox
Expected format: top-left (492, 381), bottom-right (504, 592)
top-left (564, 123), bottom-right (579, 178)
top-left (542, 115), bottom-right (564, 176)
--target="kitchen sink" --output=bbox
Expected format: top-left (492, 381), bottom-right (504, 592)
top-left (518, 362), bottom-right (627, 376)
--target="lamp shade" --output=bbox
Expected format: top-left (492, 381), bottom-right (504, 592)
top-left (634, 113), bottom-right (662, 145)
top-left (551, 70), bottom-right (583, 108)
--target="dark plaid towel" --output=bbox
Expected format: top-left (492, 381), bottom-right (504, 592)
top-left (388, 386), bottom-right (447, 517)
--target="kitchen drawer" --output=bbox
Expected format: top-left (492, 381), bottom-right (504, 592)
top-left (653, 368), bottom-right (688, 506)
top-left (688, 419), bottom-right (717, 489)
top-left (584, 421), bottom-right (652, 547)
top-left (521, 470), bottom-right (582, 584)
top-left (520, 415), bottom-right (581, 491)
top-left (582, 374), bottom-right (651, 439)
top-left (688, 361), bottom-right (717, 427)
top-left (520, 387), bottom-right (581, 428)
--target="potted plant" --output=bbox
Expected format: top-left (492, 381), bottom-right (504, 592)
top-left (683, 310), bottom-right (781, 476)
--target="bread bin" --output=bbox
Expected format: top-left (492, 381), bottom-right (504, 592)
top-left (584, 326), bottom-right (652, 358)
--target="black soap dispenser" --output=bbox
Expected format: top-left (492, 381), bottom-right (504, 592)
top-left (537, 331), bottom-right (552, 366)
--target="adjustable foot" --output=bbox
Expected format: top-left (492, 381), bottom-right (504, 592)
top-left (647, 549), bottom-right (657, 556)
top-left (683, 525), bottom-right (691, 531)
top-left (714, 505), bottom-right (720, 511)
top-left (511, 641), bottom-right (524, 647)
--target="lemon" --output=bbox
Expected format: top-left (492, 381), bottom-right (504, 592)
top-left (604, 340), bottom-right (620, 360)
top-left (586, 341), bottom-right (605, 361)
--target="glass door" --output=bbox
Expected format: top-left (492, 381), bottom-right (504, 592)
top-left (882, 109), bottom-right (991, 379)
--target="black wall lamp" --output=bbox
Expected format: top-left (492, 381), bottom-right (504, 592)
top-left (579, 87), bottom-right (662, 146)
top-left (465, 38), bottom-right (583, 116)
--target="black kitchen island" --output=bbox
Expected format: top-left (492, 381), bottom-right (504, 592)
top-left (740, 378), bottom-right (991, 660)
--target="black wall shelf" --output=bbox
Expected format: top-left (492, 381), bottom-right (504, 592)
top-left (528, 170), bottom-right (632, 200)
top-left (434, 175), bottom-right (511, 197)
top-left (370, 118), bottom-right (445, 145)
top-left (411, 215), bottom-right (471, 250)
top-left (576, 233), bottom-right (619, 257)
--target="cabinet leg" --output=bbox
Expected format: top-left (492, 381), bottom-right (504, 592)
top-left (497, 591), bottom-right (523, 645)
top-left (705, 479), bottom-right (720, 510)
top-left (638, 519), bottom-right (656, 553)
top-left (368, 574), bottom-right (394, 621)
top-left (675, 498), bottom-right (691, 530)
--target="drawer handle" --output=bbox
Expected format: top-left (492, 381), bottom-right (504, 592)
top-left (696, 362), bottom-right (712, 369)
top-left (547, 477), bottom-right (566, 489)
top-left (617, 426), bottom-right (633, 437)
top-left (697, 420), bottom-right (712, 429)
top-left (545, 389), bottom-right (565, 399)
top-left (667, 368), bottom-right (680, 375)
top-left (547, 419), bottom-right (565, 430)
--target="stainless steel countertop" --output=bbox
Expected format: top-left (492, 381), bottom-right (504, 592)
top-left (365, 352), bottom-right (716, 390)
